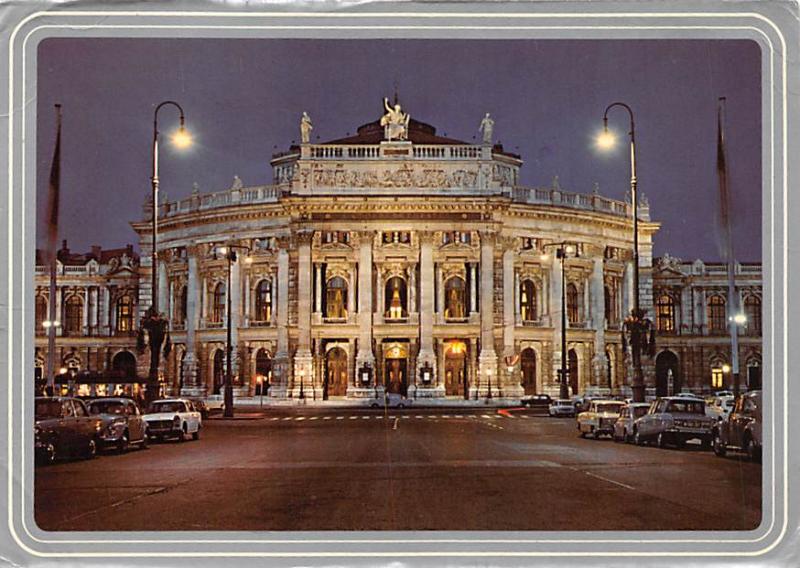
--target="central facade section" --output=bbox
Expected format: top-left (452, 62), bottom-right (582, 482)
top-left (142, 104), bottom-right (656, 401)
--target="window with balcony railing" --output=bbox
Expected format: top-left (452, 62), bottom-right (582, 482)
top-left (322, 231), bottom-right (350, 245)
top-left (656, 294), bottom-right (677, 334)
top-left (382, 231), bottom-right (410, 245)
top-left (442, 231), bottom-right (471, 246)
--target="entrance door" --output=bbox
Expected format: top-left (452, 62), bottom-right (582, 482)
top-left (568, 349), bottom-right (579, 396)
top-left (521, 348), bottom-right (537, 395)
top-left (212, 349), bottom-right (224, 394)
top-left (325, 348), bottom-right (348, 397)
top-left (444, 342), bottom-right (467, 397)
top-left (655, 350), bottom-right (680, 396)
top-left (385, 358), bottom-right (407, 396)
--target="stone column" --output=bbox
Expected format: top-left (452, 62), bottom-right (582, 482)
top-left (292, 230), bottom-right (314, 397)
top-left (347, 266), bottom-right (357, 321)
top-left (158, 259), bottom-right (169, 317)
top-left (469, 263), bottom-right (478, 315)
top-left (478, 230), bottom-right (498, 396)
top-left (55, 288), bottom-right (63, 337)
top-left (201, 277), bottom-right (208, 327)
top-left (271, 238), bottom-right (291, 398)
top-left (414, 231), bottom-right (441, 397)
top-left (352, 231), bottom-right (376, 397)
top-left (100, 286), bottom-right (110, 335)
top-left (500, 237), bottom-right (523, 397)
top-left (181, 246), bottom-right (201, 395)
top-left (514, 271), bottom-right (521, 324)
top-left (82, 286), bottom-right (90, 335)
top-left (243, 271), bottom-right (251, 327)
top-left (90, 287), bottom-right (99, 332)
top-left (409, 265), bottom-right (417, 314)
top-left (436, 264), bottom-right (444, 321)
top-left (590, 256), bottom-right (608, 392)
top-left (168, 280), bottom-right (175, 327)
top-left (270, 273), bottom-right (277, 324)
top-left (375, 267), bottom-right (384, 318)
top-left (314, 263), bottom-right (322, 314)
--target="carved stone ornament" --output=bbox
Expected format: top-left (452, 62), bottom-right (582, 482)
top-left (307, 162), bottom-right (479, 190)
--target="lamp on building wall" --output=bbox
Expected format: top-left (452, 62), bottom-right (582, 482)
top-left (597, 102), bottom-right (653, 403)
top-left (141, 101), bottom-right (191, 407)
top-left (216, 243), bottom-right (251, 417)
top-left (542, 241), bottom-right (580, 400)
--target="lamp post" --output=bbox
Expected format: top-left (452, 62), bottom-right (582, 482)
top-left (542, 242), bottom-right (579, 400)
top-left (216, 244), bottom-right (251, 418)
top-left (486, 368), bottom-right (493, 402)
top-left (298, 369), bottom-right (305, 400)
top-left (598, 102), bottom-right (652, 403)
top-left (42, 320), bottom-right (60, 396)
top-left (140, 101), bottom-right (191, 407)
top-left (257, 376), bottom-right (264, 409)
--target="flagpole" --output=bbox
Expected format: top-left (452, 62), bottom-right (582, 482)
top-left (718, 97), bottom-right (741, 397)
top-left (46, 104), bottom-right (62, 396)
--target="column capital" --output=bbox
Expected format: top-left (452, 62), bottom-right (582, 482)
top-left (274, 234), bottom-right (292, 250)
top-left (294, 229), bottom-right (315, 248)
top-left (479, 229), bottom-right (497, 246)
top-left (499, 234), bottom-right (518, 253)
top-left (352, 230), bottom-right (375, 247)
top-left (186, 243), bottom-right (205, 258)
top-left (417, 230), bottom-right (437, 246)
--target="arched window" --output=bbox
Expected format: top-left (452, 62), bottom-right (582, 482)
top-left (254, 280), bottom-right (272, 322)
top-left (520, 280), bottom-right (537, 322)
top-left (707, 295), bottom-right (726, 334)
top-left (35, 295), bottom-right (47, 330)
top-left (212, 283), bottom-right (226, 324)
top-left (64, 295), bottom-right (83, 334)
top-left (744, 295), bottom-right (761, 335)
top-left (656, 294), bottom-right (677, 333)
top-left (111, 351), bottom-right (137, 379)
top-left (566, 283), bottom-right (579, 324)
top-left (116, 295), bottom-right (134, 332)
top-left (444, 277), bottom-right (467, 320)
top-left (326, 276), bottom-right (348, 319)
top-left (385, 277), bottom-right (407, 319)
top-left (178, 286), bottom-right (188, 325)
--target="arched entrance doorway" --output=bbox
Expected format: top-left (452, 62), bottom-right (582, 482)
top-left (111, 351), bottom-right (137, 379)
top-left (444, 341), bottom-right (468, 398)
top-left (212, 349), bottom-right (224, 394)
top-left (384, 343), bottom-right (408, 396)
top-left (325, 347), bottom-right (348, 397)
top-left (568, 349), bottom-right (579, 396)
top-left (655, 350), bottom-right (680, 396)
top-left (255, 349), bottom-right (272, 395)
top-left (521, 348), bottom-right (537, 395)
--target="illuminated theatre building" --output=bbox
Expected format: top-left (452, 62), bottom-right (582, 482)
top-left (33, 102), bottom-right (763, 400)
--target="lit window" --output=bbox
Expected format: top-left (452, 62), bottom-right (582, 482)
top-left (656, 294), bottom-right (676, 333)
top-left (711, 367), bottom-right (724, 389)
top-left (255, 280), bottom-right (272, 321)
top-left (212, 283), bottom-right (226, 323)
top-left (116, 296), bottom-right (134, 332)
top-left (520, 280), bottom-right (537, 322)
top-left (325, 276), bottom-right (348, 319)
top-left (444, 277), bottom-right (467, 319)
top-left (566, 283), bottom-right (579, 324)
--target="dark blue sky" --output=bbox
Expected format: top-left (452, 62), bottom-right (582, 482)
top-left (37, 38), bottom-right (761, 261)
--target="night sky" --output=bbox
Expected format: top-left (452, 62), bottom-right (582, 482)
top-left (36, 38), bottom-right (761, 262)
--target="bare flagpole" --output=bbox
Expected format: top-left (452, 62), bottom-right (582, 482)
top-left (45, 104), bottom-right (62, 395)
top-left (717, 97), bottom-right (740, 397)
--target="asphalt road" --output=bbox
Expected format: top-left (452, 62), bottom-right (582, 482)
top-left (34, 407), bottom-right (762, 532)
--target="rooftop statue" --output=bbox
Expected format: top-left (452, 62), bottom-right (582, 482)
top-left (300, 111), bottom-right (313, 144)
top-left (479, 113), bottom-right (494, 144)
top-left (380, 97), bottom-right (410, 141)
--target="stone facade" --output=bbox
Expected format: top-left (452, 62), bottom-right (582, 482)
top-left (33, 111), bottom-right (762, 401)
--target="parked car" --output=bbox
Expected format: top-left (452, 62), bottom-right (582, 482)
top-left (204, 394), bottom-right (226, 415)
top-left (143, 399), bottom-right (202, 442)
top-left (86, 397), bottom-right (148, 452)
top-left (632, 396), bottom-right (714, 448)
top-left (612, 402), bottom-right (651, 443)
top-left (576, 400), bottom-right (625, 438)
top-left (548, 399), bottom-right (576, 417)
top-left (706, 395), bottom-right (736, 423)
top-left (34, 397), bottom-right (104, 464)
top-left (369, 393), bottom-right (412, 408)
top-left (712, 390), bottom-right (762, 462)
top-left (185, 397), bottom-right (210, 419)
top-left (521, 394), bottom-right (552, 408)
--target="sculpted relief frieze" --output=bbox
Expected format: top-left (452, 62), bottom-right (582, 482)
top-left (299, 162), bottom-right (480, 191)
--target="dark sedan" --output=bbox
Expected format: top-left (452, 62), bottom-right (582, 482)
top-left (35, 397), bottom-right (103, 464)
top-left (86, 397), bottom-right (149, 452)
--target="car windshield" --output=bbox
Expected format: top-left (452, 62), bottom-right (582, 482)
top-left (88, 401), bottom-right (126, 415)
top-left (35, 399), bottom-right (62, 419)
top-left (632, 406), bottom-right (649, 418)
top-left (596, 403), bottom-right (623, 414)
top-left (148, 401), bottom-right (184, 414)
top-left (666, 400), bottom-right (705, 414)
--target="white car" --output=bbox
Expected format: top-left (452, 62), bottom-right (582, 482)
top-left (143, 398), bottom-right (202, 442)
top-left (706, 395), bottom-right (736, 422)
top-left (576, 400), bottom-right (625, 439)
top-left (204, 394), bottom-right (226, 414)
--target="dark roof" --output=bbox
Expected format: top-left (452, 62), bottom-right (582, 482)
top-left (35, 242), bottom-right (137, 266)
top-left (325, 117), bottom-right (469, 146)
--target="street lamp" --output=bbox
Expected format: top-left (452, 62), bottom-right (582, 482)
top-left (216, 244), bottom-right (251, 418)
top-left (256, 375), bottom-right (264, 409)
top-left (140, 101), bottom-right (191, 406)
top-left (598, 102), bottom-right (653, 403)
top-left (542, 242), bottom-right (580, 400)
